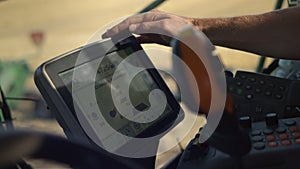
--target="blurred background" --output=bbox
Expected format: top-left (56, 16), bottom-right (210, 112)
top-left (0, 0), bottom-right (289, 168)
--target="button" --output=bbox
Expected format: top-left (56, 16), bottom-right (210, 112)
top-left (266, 135), bottom-right (276, 141)
top-left (295, 139), bottom-right (300, 144)
top-left (274, 94), bottom-right (283, 100)
top-left (289, 126), bottom-right (299, 132)
top-left (268, 141), bottom-right (278, 148)
top-left (265, 113), bottom-right (278, 127)
top-left (278, 133), bottom-right (289, 140)
top-left (239, 116), bottom-right (252, 129)
top-left (278, 86), bottom-right (285, 91)
top-left (252, 136), bottom-right (263, 142)
top-left (236, 81), bottom-right (243, 86)
top-left (292, 132), bottom-right (300, 139)
top-left (229, 86), bottom-right (234, 91)
top-left (281, 140), bottom-right (292, 146)
top-left (245, 94), bottom-right (254, 100)
top-left (245, 85), bottom-right (252, 90)
top-left (132, 123), bottom-right (141, 130)
top-left (109, 110), bottom-right (116, 118)
top-left (237, 89), bottom-right (243, 95)
top-left (268, 84), bottom-right (275, 88)
top-left (240, 75), bottom-right (247, 79)
top-left (276, 127), bottom-right (286, 134)
top-left (265, 91), bottom-right (272, 96)
top-left (263, 129), bottom-right (274, 135)
top-left (249, 78), bottom-right (256, 82)
top-left (284, 120), bottom-right (296, 126)
top-left (251, 130), bottom-right (261, 136)
top-left (255, 88), bottom-right (262, 93)
top-left (253, 142), bottom-right (265, 150)
top-left (259, 80), bottom-right (265, 85)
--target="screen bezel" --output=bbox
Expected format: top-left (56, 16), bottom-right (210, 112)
top-left (43, 36), bottom-right (181, 139)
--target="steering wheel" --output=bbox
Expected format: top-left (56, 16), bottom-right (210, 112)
top-left (0, 131), bottom-right (146, 169)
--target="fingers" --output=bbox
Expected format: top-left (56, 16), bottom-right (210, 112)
top-left (128, 21), bottom-right (162, 34)
top-left (102, 10), bottom-right (166, 38)
top-left (101, 10), bottom-right (191, 46)
top-left (137, 34), bottom-right (171, 46)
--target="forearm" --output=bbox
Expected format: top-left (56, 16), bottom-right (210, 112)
top-left (189, 7), bottom-right (300, 59)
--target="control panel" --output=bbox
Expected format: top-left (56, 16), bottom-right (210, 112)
top-left (177, 117), bottom-right (300, 169)
top-left (249, 117), bottom-right (300, 151)
top-left (227, 71), bottom-right (300, 122)
top-left (232, 71), bottom-right (300, 168)
top-left (177, 71), bottom-right (300, 169)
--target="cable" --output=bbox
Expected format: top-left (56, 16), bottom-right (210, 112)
top-left (0, 87), bottom-right (34, 169)
top-left (0, 89), bottom-right (14, 131)
top-left (5, 97), bottom-right (38, 102)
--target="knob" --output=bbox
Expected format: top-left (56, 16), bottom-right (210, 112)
top-left (239, 116), bottom-right (252, 129)
top-left (266, 113), bottom-right (278, 127)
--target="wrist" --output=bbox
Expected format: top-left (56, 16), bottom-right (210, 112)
top-left (187, 18), bottom-right (206, 31)
top-left (183, 17), bottom-right (227, 46)
top-left (186, 18), bottom-right (215, 42)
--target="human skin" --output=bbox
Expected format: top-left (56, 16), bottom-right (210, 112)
top-left (102, 7), bottom-right (300, 59)
top-left (102, 7), bottom-right (300, 114)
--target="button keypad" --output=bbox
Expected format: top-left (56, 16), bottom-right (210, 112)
top-left (226, 71), bottom-right (300, 122)
top-left (220, 70), bottom-right (300, 168)
top-left (226, 71), bottom-right (300, 154)
top-left (250, 118), bottom-right (300, 151)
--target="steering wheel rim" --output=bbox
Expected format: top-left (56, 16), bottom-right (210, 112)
top-left (0, 130), bottom-right (145, 169)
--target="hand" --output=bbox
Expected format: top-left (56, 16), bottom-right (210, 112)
top-left (102, 10), bottom-right (193, 46)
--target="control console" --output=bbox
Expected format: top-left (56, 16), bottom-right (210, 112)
top-left (227, 71), bottom-right (300, 122)
top-left (177, 71), bottom-right (300, 169)
top-left (177, 117), bottom-right (300, 169)
top-left (228, 71), bottom-right (300, 160)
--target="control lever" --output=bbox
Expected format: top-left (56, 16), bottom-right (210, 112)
top-left (206, 111), bottom-right (251, 157)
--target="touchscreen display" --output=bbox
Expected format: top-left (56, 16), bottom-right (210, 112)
top-left (58, 44), bottom-right (176, 150)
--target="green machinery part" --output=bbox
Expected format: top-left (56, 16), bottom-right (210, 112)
top-left (0, 60), bottom-right (30, 110)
